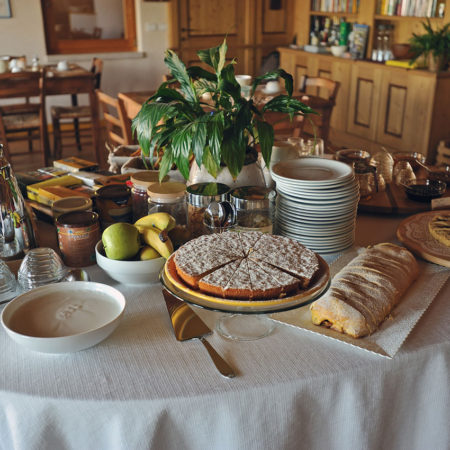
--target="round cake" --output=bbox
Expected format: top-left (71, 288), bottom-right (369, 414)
top-left (173, 231), bottom-right (319, 300)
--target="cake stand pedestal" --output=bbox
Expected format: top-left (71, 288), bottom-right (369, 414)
top-left (216, 314), bottom-right (277, 341)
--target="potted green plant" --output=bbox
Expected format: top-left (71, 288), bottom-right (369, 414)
top-left (409, 19), bottom-right (450, 72)
top-left (132, 39), bottom-right (316, 183)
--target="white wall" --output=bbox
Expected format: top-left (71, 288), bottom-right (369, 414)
top-left (0, 0), bottom-right (170, 102)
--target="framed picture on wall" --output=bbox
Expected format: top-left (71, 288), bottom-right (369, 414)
top-left (0, 0), bottom-right (11, 18)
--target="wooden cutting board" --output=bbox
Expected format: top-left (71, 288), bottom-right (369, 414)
top-left (358, 183), bottom-right (450, 215)
top-left (396, 210), bottom-right (450, 267)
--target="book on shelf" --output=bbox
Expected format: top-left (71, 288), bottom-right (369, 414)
top-left (377, 0), bottom-right (440, 16)
top-left (350, 23), bottom-right (369, 59)
top-left (26, 175), bottom-right (82, 203)
top-left (53, 156), bottom-right (98, 172)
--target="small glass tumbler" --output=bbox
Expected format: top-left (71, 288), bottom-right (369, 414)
top-left (306, 138), bottom-right (324, 157)
top-left (0, 260), bottom-right (19, 303)
top-left (18, 248), bottom-right (67, 291)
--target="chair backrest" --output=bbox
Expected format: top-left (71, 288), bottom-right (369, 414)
top-left (96, 89), bottom-right (133, 147)
top-left (91, 57), bottom-right (103, 90)
top-left (298, 76), bottom-right (340, 144)
top-left (0, 68), bottom-right (49, 165)
top-left (299, 75), bottom-right (340, 103)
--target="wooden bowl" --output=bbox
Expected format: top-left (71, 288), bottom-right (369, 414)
top-left (392, 43), bottom-right (414, 60)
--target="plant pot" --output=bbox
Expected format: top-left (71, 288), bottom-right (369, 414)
top-left (188, 160), bottom-right (266, 188)
top-left (427, 54), bottom-right (446, 72)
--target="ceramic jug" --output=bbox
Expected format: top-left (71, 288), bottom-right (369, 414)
top-left (0, 145), bottom-right (36, 260)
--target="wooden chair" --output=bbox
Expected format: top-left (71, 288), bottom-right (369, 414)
top-left (96, 89), bottom-right (133, 147)
top-left (298, 75), bottom-right (340, 146)
top-left (0, 68), bottom-right (50, 166)
top-left (51, 57), bottom-right (103, 158)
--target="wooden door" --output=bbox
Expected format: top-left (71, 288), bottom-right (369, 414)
top-left (375, 69), bottom-right (435, 154)
top-left (169, 0), bottom-right (295, 75)
top-left (347, 62), bottom-right (383, 141)
top-left (169, 0), bottom-right (253, 74)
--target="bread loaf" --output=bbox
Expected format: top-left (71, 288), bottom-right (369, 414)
top-left (310, 243), bottom-right (419, 338)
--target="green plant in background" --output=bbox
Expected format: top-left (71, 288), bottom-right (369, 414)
top-left (409, 19), bottom-right (450, 71)
top-left (132, 39), bottom-right (316, 182)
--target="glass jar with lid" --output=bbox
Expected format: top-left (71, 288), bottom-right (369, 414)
top-left (130, 171), bottom-right (168, 221)
top-left (147, 182), bottom-right (188, 247)
top-left (229, 186), bottom-right (275, 234)
top-left (186, 182), bottom-right (230, 239)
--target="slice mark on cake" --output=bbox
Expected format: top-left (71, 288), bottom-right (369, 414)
top-left (198, 259), bottom-right (243, 297)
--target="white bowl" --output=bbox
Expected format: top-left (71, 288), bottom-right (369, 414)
top-left (1, 281), bottom-right (125, 353)
top-left (95, 241), bottom-right (165, 285)
top-left (330, 45), bottom-right (346, 57)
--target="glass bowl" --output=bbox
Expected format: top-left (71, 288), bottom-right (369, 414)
top-left (335, 149), bottom-right (371, 166)
top-left (404, 179), bottom-right (447, 202)
top-left (18, 248), bottom-right (67, 291)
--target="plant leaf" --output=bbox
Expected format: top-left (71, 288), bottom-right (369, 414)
top-left (256, 120), bottom-right (274, 170)
top-left (202, 146), bottom-right (219, 178)
top-left (164, 49), bottom-right (197, 104)
top-left (207, 112), bottom-right (224, 167)
top-left (192, 120), bottom-right (207, 168)
top-left (222, 128), bottom-right (245, 179)
top-left (159, 147), bottom-right (174, 182)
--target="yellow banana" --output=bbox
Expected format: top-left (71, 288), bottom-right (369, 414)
top-left (135, 212), bottom-right (176, 232)
top-left (141, 226), bottom-right (174, 259)
top-left (139, 246), bottom-right (161, 260)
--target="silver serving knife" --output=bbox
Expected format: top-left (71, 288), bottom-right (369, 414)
top-left (162, 289), bottom-right (236, 378)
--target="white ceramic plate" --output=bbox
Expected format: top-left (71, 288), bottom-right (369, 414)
top-left (1, 282), bottom-right (125, 353)
top-left (271, 158), bottom-right (354, 186)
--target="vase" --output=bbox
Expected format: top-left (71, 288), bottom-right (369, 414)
top-left (188, 160), bottom-right (267, 188)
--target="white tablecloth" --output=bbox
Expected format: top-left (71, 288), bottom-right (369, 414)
top-left (0, 214), bottom-right (449, 450)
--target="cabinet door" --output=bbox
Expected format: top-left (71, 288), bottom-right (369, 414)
top-left (375, 70), bottom-right (435, 154)
top-left (347, 64), bottom-right (383, 141)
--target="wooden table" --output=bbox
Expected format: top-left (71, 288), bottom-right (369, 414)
top-left (0, 65), bottom-right (102, 165)
top-left (118, 91), bottom-right (154, 120)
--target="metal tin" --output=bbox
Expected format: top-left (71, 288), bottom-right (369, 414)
top-left (229, 186), bottom-right (275, 234)
top-left (186, 183), bottom-right (229, 207)
top-left (95, 184), bottom-right (132, 228)
top-left (56, 211), bottom-right (100, 267)
top-left (52, 196), bottom-right (92, 218)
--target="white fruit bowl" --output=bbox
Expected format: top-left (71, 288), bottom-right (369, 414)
top-left (95, 241), bottom-right (165, 285)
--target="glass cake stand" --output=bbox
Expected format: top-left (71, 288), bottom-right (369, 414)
top-left (160, 253), bottom-right (330, 341)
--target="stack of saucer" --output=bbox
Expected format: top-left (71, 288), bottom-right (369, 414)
top-left (271, 157), bottom-right (359, 254)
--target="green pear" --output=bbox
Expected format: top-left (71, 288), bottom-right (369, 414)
top-left (102, 223), bottom-right (141, 260)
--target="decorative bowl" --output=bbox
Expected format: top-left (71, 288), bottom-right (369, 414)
top-left (404, 178), bottom-right (446, 202)
top-left (335, 149), bottom-right (371, 165)
top-left (392, 43), bottom-right (414, 60)
top-left (1, 281), bottom-right (125, 353)
top-left (95, 241), bottom-right (165, 284)
top-left (330, 45), bottom-right (346, 57)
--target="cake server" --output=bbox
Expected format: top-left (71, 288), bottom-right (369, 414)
top-left (162, 289), bottom-right (236, 378)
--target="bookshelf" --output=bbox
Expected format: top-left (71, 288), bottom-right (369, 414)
top-left (294, 0), bottom-right (449, 60)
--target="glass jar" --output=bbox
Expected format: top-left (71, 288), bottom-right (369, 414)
top-left (354, 162), bottom-right (378, 200)
top-left (186, 182), bottom-right (230, 239)
top-left (147, 182), bottom-right (188, 247)
top-left (230, 186), bottom-right (275, 234)
top-left (130, 171), bottom-right (165, 221)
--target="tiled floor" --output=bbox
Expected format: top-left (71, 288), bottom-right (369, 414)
top-left (3, 126), bottom-right (108, 173)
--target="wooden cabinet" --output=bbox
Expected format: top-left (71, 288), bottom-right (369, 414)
top-left (293, 0), bottom-right (450, 60)
top-left (279, 48), bottom-right (450, 162)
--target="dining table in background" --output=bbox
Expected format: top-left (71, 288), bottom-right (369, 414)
top-left (0, 64), bottom-right (102, 164)
top-left (0, 212), bottom-right (448, 450)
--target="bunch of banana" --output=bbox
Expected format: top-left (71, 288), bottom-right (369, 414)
top-left (135, 212), bottom-right (176, 260)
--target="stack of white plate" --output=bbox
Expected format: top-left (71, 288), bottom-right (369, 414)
top-left (271, 157), bottom-right (359, 254)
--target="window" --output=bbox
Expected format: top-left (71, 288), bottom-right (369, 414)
top-left (41, 0), bottom-right (136, 54)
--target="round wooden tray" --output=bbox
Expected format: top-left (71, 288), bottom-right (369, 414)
top-left (396, 210), bottom-right (450, 267)
top-left (161, 253), bottom-right (330, 314)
